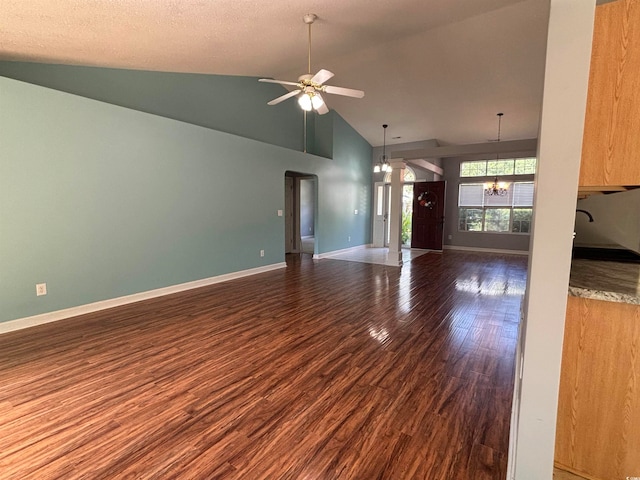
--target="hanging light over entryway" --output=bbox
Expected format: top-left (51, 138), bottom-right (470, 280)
top-left (374, 124), bottom-right (391, 173)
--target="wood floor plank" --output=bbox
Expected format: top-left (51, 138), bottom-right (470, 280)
top-left (0, 251), bottom-right (527, 479)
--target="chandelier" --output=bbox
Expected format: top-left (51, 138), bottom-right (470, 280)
top-left (374, 124), bottom-right (391, 173)
top-left (485, 177), bottom-right (508, 196)
top-left (484, 112), bottom-right (509, 197)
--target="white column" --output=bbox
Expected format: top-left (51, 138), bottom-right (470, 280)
top-left (510, 1), bottom-right (596, 479)
top-left (387, 159), bottom-right (405, 266)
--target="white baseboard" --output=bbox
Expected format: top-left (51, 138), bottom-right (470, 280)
top-left (444, 245), bottom-right (529, 256)
top-left (0, 262), bottom-right (287, 335)
top-left (314, 243), bottom-right (373, 260)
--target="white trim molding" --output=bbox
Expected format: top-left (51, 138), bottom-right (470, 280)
top-left (394, 138), bottom-right (538, 160)
top-left (444, 245), bottom-right (529, 256)
top-left (314, 244), bottom-right (373, 260)
top-left (0, 262), bottom-right (286, 335)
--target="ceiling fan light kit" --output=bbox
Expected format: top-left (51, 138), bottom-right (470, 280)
top-left (259, 13), bottom-right (364, 115)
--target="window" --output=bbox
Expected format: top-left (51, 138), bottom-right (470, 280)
top-left (484, 209), bottom-right (511, 232)
top-left (460, 158), bottom-right (537, 177)
top-left (383, 165), bottom-right (416, 183)
top-left (512, 208), bottom-right (532, 233)
top-left (458, 181), bottom-right (534, 234)
top-left (460, 161), bottom-right (487, 177)
top-left (487, 160), bottom-right (514, 176)
top-left (376, 185), bottom-right (384, 216)
top-left (514, 158), bottom-right (537, 175)
top-left (458, 208), bottom-right (483, 232)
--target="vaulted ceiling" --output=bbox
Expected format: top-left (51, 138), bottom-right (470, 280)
top-left (1, 0), bottom-right (550, 147)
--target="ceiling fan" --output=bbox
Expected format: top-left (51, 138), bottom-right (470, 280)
top-left (259, 14), bottom-right (365, 115)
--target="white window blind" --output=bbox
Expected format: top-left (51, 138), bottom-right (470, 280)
top-left (459, 182), bottom-right (534, 208)
top-left (458, 184), bottom-right (484, 206)
top-left (484, 187), bottom-right (512, 207)
top-left (512, 182), bottom-right (534, 206)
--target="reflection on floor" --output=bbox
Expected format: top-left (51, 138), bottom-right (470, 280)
top-left (301, 236), bottom-right (314, 254)
top-left (0, 250), bottom-right (528, 478)
top-left (322, 245), bottom-right (431, 266)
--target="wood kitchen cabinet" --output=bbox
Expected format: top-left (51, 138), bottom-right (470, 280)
top-left (555, 3), bottom-right (640, 478)
top-left (555, 296), bottom-right (640, 480)
top-left (580, 0), bottom-right (640, 186)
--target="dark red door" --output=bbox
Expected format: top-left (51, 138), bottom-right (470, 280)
top-left (411, 181), bottom-right (446, 250)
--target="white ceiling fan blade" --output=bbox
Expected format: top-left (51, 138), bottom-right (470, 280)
top-left (323, 85), bottom-right (365, 98)
top-left (259, 78), bottom-right (300, 87)
top-left (315, 94), bottom-right (329, 115)
top-left (267, 89), bottom-right (301, 106)
top-left (310, 69), bottom-right (334, 85)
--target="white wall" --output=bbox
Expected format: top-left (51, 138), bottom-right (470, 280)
top-left (575, 189), bottom-right (640, 253)
top-left (512, 0), bottom-right (596, 478)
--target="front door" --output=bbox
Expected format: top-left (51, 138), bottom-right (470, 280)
top-left (411, 181), bottom-right (446, 250)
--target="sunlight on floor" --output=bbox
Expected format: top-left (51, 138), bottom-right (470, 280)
top-left (321, 245), bottom-right (430, 266)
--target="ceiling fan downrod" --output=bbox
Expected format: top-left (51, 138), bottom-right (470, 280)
top-left (303, 14), bottom-right (317, 75)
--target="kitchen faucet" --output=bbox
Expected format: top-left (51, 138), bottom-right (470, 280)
top-left (576, 209), bottom-right (594, 222)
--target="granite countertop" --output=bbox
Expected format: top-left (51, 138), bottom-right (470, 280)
top-left (569, 259), bottom-right (640, 305)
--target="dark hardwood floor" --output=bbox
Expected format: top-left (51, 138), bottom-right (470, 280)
top-left (0, 251), bottom-right (527, 479)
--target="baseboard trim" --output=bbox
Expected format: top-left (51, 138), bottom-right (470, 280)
top-left (0, 262), bottom-right (287, 335)
top-left (314, 244), bottom-right (373, 260)
top-left (444, 245), bottom-right (529, 256)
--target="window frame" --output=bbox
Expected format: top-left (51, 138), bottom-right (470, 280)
top-left (383, 165), bottom-right (416, 183)
top-left (458, 180), bottom-right (534, 235)
top-left (460, 158), bottom-right (537, 178)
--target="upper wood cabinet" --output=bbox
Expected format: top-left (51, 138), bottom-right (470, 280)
top-left (580, 0), bottom-right (640, 186)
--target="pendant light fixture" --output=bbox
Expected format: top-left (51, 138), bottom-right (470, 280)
top-left (484, 113), bottom-right (509, 196)
top-left (374, 124), bottom-right (391, 173)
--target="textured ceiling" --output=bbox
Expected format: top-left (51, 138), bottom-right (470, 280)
top-left (0, 0), bottom-right (550, 147)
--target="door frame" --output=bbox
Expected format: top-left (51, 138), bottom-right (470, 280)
top-left (373, 182), bottom-right (388, 247)
top-left (285, 171), bottom-right (318, 255)
top-left (284, 176), bottom-right (295, 253)
top-left (373, 181), bottom-right (416, 248)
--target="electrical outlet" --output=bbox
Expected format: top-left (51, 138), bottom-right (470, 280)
top-left (36, 283), bottom-right (47, 296)
top-left (354, 209), bottom-right (358, 215)
top-left (277, 210), bottom-right (283, 217)
top-left (260, 250), bottom-right (265, 257)
top-left (348, 236), bottom-right (351, 242)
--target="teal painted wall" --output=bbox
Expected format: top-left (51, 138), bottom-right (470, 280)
top-left (0, 61), bottom-right (306, 152)
top-left (0, 76), bottom-right (372, 323)
top-left (317, 114), bottom-right (372, 253)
